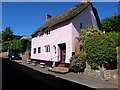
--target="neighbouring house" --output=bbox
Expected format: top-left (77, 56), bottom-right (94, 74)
top-left (31, 1), bottom-right (100, 64)
top-left (20, 36), bottom-right (32, 40)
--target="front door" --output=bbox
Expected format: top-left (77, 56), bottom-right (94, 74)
top-left (58, 43), bottom-right (66, 63)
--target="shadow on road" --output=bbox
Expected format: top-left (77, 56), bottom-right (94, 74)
top-left (2, 58), bottom-right (97, 89)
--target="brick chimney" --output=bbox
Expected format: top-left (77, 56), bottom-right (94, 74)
top-left (46, 14), bottom-right (52, 21)
top-left (82, 0), bottom-right (90, 2)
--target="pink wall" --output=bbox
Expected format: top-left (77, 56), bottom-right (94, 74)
top-left (31, 20), bottom-right (73, 63)
top-left (31, 5), bottom-right (99, 63)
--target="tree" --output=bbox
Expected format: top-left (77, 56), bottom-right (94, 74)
top-left (76, 26), bottom-right (103, 48)
top-left (8, 39), bottom-right (31, 54)
top-left (2, 41), bottom-right (10, 52)
top-left (101, 14), bottom-right (120, 32)
top-left (1, 27), bottom-right (31, 54)
top-left (2, 27), bottom-right (14, 41)
top-left (19, 39), bottom-right (31, 54)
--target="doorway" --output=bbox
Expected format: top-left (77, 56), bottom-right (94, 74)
top-left (58, 43), bottom-right (66, 63)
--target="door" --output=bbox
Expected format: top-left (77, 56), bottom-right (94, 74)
top-left (58, 43), bottom-right (66, 63)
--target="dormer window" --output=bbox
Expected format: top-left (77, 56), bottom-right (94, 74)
top-left (39, 32), bottom-right (44, 37)
top-left (45, 29), bottom-right (50, 35)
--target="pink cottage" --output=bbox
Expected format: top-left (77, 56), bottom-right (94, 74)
top-left (31, 2), bottom-right (100, 65)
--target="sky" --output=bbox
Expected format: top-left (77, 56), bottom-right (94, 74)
top-left (2, 2), bottom-right (119, 36)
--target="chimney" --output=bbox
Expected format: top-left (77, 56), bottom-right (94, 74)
top-left (82, 0), bottom-right (90, 2)
top-left (46, 14), bottom-right (52, 21)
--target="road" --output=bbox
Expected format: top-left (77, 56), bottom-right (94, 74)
top-left (2, 58), bottom-right (97, 89)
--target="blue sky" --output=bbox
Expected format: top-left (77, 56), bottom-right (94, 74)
top-left (2, 2), bottom-right (118, 36)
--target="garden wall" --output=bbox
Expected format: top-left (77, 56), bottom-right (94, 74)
top-left (84, 63), bottom-right (118, 84)
top-left (20, 51), bottom-right (29, 62)
top-left (83, 47), bottom-right (119, 84)
top-left (1, 52), bottom-right (8, 58)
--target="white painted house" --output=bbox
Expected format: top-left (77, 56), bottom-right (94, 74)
top-left (31, 1), bottom-right (100, 64)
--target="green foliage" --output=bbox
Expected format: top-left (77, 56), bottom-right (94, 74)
top-left (106, 32), bottom-right (120, 46)
top-left (70, 54), bottom-right (86, 72)
top-left (84, 35), bottom-right (117, 69)
top-left (9, 40), bottom-right (21, 52)
top-left (2, 27), bottom-right (14, 41)
top-left (13, 35), bottom-right (23, 40)
top-left (2, 27), bottom-right (22, 41)
top-left (76, 26), bottom-right (103, 47)
top-left (2, 41), bottom-right (10, 52)
top-left (76, 26), bottom-right (103, 41)
top-left (19, 39), bottom-right (31, 53)
top-left (2, 39), bottom-right (31, 54)
top-left (1, 27), bottom-right (31, 54)
top-left (101, 14), bottom-right (120, 32)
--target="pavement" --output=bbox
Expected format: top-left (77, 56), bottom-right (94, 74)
top-left (13, 60), bottom-right (119, 89)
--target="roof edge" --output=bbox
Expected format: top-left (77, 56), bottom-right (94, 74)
top-left (31, 2), bottom-right (91, 36)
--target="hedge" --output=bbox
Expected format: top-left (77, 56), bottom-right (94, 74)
top-left (84, 35), bottom-right (117, 69)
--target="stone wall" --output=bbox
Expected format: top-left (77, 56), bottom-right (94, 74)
top-left (84, 63), bottom-right (118, 84)
top-left (1, 52), bottom-right (8, 58)
top-left (76, 46), bottom-right (119, 84)
top-left (20, 51), bottom-right (29, 62)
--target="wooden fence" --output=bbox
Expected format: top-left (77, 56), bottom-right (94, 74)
top-left (117, 46), bottom-right (120, 60)
top-left (75, 45), bottom-right (85, 55)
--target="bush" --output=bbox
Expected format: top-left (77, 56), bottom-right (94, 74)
top-left (70, 54), bottom-right (86, 72)
top-left (84, 35), bottom-right (117, 69)
top-left (101, 14), bottom-right (120, 32)
top-left (106, 32), bottom-right (120, 46)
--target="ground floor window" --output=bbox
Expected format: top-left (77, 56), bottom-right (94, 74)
top-left (33, 48), bottom-right (36, 54)
top-left (38, 47), bottom-right (41, 53)
top-left (44, 45), bottom-right (50, 52)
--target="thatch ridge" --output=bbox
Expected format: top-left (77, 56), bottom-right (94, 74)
top-left (31, 2), bottom-right (91, 36)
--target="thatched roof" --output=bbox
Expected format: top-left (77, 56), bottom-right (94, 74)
top-left (31, 2), bottom-right (92, 36)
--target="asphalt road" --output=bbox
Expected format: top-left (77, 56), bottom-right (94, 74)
top-left (2, 58), bottom-right (97, 89)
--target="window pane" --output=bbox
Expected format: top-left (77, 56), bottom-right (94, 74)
top-left (48, 45), bottom-right (50, 52)
top-left (38, 47), bottom-right (41, 53)
top-left (34, 48), bottom-right (36, 54)
top-left (44, 45), bottom-right (50, 52)
top-left (44, 46), bottom-right (47, 52)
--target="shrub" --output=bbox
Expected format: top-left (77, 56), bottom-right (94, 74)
top-left (76, 26), bottom-right (103, 47)
top-left (101, 14), bottom-right (120, 32)
top-left (70, 54), bottom-right (86, 72)
top-left (106, 32), bottom-right (120, 46)
top-left (84, 35), bottom-right (117, 69)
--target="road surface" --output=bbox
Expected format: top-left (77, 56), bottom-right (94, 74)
top-left (2, 58), bottom-right (97, 89)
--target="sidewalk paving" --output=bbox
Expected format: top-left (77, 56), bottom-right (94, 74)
top-left (14, 60), bottom-right (119, 89)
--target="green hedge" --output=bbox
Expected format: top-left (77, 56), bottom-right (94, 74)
top-left (84, 35), bottom-right (117, 69)
top-left (106, 32), bottom-right (120, 46)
